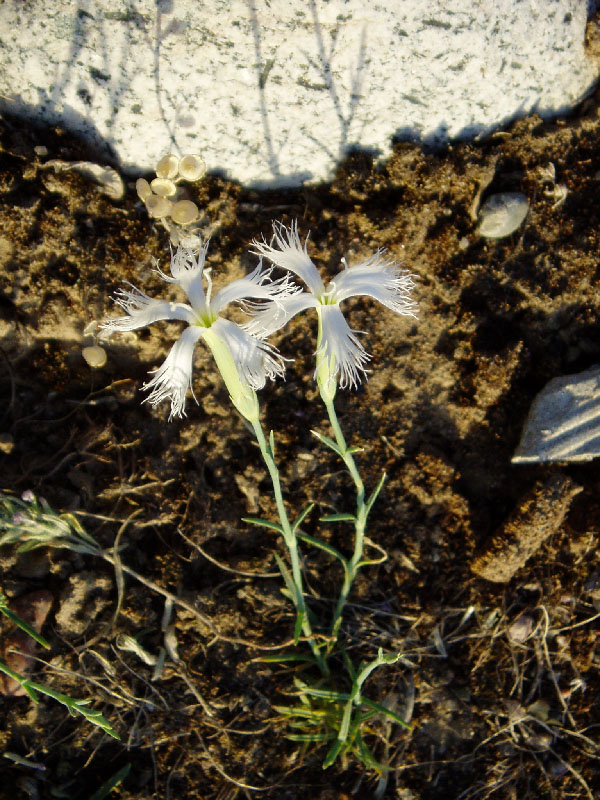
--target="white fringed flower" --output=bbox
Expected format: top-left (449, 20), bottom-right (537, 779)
top-left (103, 241), bottom-right (292, 421)
top-left (248, 221), bottom-right (417, 396)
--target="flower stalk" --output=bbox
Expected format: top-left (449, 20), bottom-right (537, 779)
top-left (250, 419), bottom-right (328, 676)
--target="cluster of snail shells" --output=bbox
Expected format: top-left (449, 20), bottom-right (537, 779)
top-left (136, 154), bottom-right (205, 227)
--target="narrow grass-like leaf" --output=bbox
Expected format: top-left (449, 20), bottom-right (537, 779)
top-left (88, 764), bottom-right (131, 800)
top-left (273, 553), bottom-right (296, 598)
top-left (300, 686), bottom-right (350, 701)
top-left (287, 732), bottom-right (335, 742)
top-left (269, 429), bottom-right (275, 456)
top-left (338, 699), bottom-right (353, 741)
top-left (361, 698), bottom-right (411, 729)
top-left (292, 503), bottom-right (314, 533)
top-left (0, 603), bottom-right (51, 649)
top-left (273, 553), bottom-right (304, 644)
top-left (355, 734), bottom-right (392, 772)
top-left (364, 472), bottom-right (387, 518)
top-left (322, 738), bottom-right (345, 769)
top-left (294, 609), bottom-right (304, 645)
top-left (242, 517), bottom-right (284, 534)
top-left (311, 429), bottom-right (343, 458)
top-left (274, 705), bottom-right (329, 719)
top-left (287, 718), bottom-right (325, 729)
top-left (296, 532), bottom-right (348, 573)
top-left (319, 513), bottom-right (356, 523)
top-left (0, 661), bottom-right (38, 701)
top-left (255, 653), bottom-right (316, 664)
top-left (343, 650), bottom-right (357, 683)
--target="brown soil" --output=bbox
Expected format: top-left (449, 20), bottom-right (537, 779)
top-left (1, 94), bottom-right (600, 800)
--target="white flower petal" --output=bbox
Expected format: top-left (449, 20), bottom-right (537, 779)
top-left (210, 258), bottom-right (299, 315)
top-left (251, 221), bottom-right (325, 296)
top-left (318, 304), bottom-right (370, 390)
top-left (212, 318), bottom-right (286, 389)
top-left (244, 291), bottom-right (319, 338)
top-left (142, 325), bottom-right (205, 419)
top-left (161, 242), bottom-right (209, 313)
top-left (330, 251), bottom-right (418, 316)
top-left (102, 284), bottom-right (196, 331)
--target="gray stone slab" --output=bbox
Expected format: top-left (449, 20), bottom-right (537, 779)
top-left (512, 365), bottom-right (600, 464)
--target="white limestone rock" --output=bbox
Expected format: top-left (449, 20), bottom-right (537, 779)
top-left (0, 0), bottom-right (597, 187)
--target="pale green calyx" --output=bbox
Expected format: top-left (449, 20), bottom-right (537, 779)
top-left (202, 327), bottom-right (259, 422)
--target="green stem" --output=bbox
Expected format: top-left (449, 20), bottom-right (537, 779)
top-left (322, 396), bottom-right (367, 642)
top-left (251, 420), bottom-right (328, 676)
top-left (0, 660), bottom-right (118, 738)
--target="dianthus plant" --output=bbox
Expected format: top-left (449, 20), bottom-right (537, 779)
top-left (103, 222), bottom-right (416, 769)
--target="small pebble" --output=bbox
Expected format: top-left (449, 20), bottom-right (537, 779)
top-left (507, 613), bottom-right (535, 643)
top-left (0, 432), bottom-right (14, 454)
top-left (477, 192), bottom-right (529, 238)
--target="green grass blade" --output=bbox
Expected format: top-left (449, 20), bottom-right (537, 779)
top-left (287, 733), bottom-right (334, 742)
top-left (88, 764), bottom-right (131, 800)
top-left (311, 429), bottom-right (343, 457)
top-left (242, 516), bottom-right (284, 534)
top-left (255, 653), bottom-right (316, 664)
top-left (322, 738), bottom-right (345, 769)
top-left (355, 733), bottom-right (392, 772)
top-left (364, 472), bottom-right (387, 518)
top-left (296, 532), bottom-right (348, 572)
top-left (294, 608), bottom-right (304, 645)
top-left (319, 513), bottom-right (356, 523)
top-left (300, 686), bottom-right (350, 701)
top-left (338, 699), bottom-right (353, 742)
top-left (292, 503), bottom-right (314, 533)
top-left (274, 706), bottom-right (329, 720)
top-left (273, 553), bottom-right (295, 598)
top-left (0, 605), bottom-right (51, 649)
top-left (361, 698), bottom-right (411, 729)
